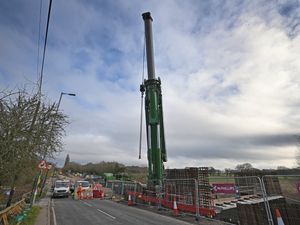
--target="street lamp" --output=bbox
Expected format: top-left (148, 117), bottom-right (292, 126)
top-left (36, 91), bottom-right (76, 201)
top-left (57, 92), bottom-right (76, 111)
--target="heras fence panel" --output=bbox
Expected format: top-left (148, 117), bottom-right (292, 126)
top-left (262, 175), bottom-right (300, 225)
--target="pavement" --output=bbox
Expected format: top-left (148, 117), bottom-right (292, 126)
top-left (34, 191), bottom-right (51, 225)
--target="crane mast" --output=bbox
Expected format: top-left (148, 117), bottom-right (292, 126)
top-left (141, 12), bottom-right (167, 188)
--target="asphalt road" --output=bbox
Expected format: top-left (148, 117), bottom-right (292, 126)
top-left (52, 198), bottom-right (194, 225)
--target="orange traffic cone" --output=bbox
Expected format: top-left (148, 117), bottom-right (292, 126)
top-left (275, 208), bottom-right (285, 225)
top-left (128, 194), bottom-right (133, 206)
top-left (173, 197), bottom-right (179, 216)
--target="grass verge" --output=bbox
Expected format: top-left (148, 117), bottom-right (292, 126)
top-left (19, 206), bottom-right (40, 225)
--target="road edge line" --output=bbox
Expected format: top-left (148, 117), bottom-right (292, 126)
top-left (47, 198), bottom-right (51, 225)
top-left (52, 206), bottom-right (57, 225)
top-left (83, 202), bottom-right (92, 207)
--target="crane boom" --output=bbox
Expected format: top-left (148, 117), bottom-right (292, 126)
top-left (141, 12), bottom-right (167, 187)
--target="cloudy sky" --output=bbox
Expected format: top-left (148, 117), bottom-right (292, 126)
top-left (1, 0), bottom-right (300, 169)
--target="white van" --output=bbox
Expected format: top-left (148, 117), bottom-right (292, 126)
top-left (52, 180), bottom-right (70, 198)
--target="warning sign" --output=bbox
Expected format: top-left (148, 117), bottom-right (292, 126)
top-left (38, 160), bottom-right (47, 169)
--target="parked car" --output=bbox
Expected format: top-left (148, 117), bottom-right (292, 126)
top-left (52, 180), bottom-right (70, 198)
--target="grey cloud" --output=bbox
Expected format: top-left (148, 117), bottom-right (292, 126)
top-left (167, 133), bottom-right (297, 160)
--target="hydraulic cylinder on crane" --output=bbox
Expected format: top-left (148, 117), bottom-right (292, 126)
top-left (141, 12), bottom-right (167, 188)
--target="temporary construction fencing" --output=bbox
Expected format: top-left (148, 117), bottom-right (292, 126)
top-left (106, 173), bottom-right (300, 224)
top-left (262, 175), bottom-right (300, 225)
top-left (107, 178), bottom-right (216, 218)
top-left (211, 174), bottom-right (300, 225)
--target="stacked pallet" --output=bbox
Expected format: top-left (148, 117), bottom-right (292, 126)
top-left (197, 167), bottom-right (213, 209)
top-left (166, 167), bottom-right (214, 210)
top-left (264, 177), bottom-right (282, 196)
top-left (237, 197), bottom-right (300, 225)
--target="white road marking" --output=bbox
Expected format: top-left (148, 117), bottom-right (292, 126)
top-left (52, 206), bottom-right (57, 225)
top-left (96, 208), bottom-right (116, 219)
top-left (83, 202), bottom-right (92, 207)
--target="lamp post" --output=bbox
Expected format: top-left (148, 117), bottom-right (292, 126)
top-left (33, 92), bottom-right (76, 204)
top-left (57, 92), bottom-right (76, 112)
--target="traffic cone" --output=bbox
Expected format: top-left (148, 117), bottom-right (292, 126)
top-left (173, 197), bottom-right (179, 216)
top-left (128, 194), bottom-right (133, 206)
top-left (275, 208), bottom-right (285, 225)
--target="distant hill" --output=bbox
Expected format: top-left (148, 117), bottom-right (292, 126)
top-left (63, 161), bottom-right (148, 182)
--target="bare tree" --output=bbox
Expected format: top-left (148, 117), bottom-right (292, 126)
top-left (0, 89), bottom-right (68, 206)
top-left (235, 163), bottom-right (254, 172)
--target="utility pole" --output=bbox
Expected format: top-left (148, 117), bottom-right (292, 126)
top-left (31, 92), bottom-right (76, 206)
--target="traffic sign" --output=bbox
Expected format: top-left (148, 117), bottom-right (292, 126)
top-left (38, 160), bottom-right (47, 169)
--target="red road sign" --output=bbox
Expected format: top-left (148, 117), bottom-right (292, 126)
top-left (38, 160), bottom-right (47, 169)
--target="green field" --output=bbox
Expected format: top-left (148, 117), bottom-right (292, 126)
top-left (209, 176), bottom-right (235, 184)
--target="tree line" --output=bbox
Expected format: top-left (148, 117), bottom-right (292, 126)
top-left (63, 160), bottom-right (148, 177)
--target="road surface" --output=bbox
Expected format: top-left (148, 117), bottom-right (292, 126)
top-left (52, 198), bottom-right (194, 225)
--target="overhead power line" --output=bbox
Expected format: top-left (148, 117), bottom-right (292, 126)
top-left (38, 0), bottom-right (53, 97)
top-left (36, 0), bottom-right (43, 83)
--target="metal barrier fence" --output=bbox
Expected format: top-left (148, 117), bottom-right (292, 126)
top-left (209, 175), bottom-right (300, 225)
top-left (262, 175), bottom-right (300, 225)
top-left (107, 178), bottom-right (215, 219)
top-left (107, 175), bottom-right (300, 224)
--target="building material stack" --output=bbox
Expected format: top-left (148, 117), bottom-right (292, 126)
top-left (264, 177), bottom-right (282, 196)
top-left (197, 167), bottom-right (213, 209)
top-left (237, 197), bottom-right (300, 225)
top-left (166, 167), bottom-right (213, 211)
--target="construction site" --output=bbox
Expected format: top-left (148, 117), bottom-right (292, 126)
top-left (99, 12), bottom-right (300, 225)
top-left (1, 2), bottom-right (300, 225)
top-left (104, 167), bottom-right (300, 225)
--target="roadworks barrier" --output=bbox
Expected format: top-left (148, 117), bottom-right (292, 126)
top-left (92, 184), bottom-right (105, 199)
top-left (74, 187), bottom-right (93, 200)
top-left (74, 185), bottom-right (106, 200)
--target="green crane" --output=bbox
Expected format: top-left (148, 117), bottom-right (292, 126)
top-left (140, 12), bottom-right (167, 188)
